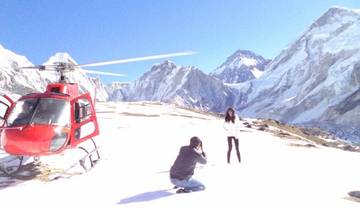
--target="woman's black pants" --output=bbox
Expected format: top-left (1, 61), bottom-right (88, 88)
top-left (227, 136), bottom-right (241, 163)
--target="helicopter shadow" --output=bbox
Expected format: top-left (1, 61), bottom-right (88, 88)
top-left (117, 188), bottom-right (175, 205)
top-left (0, 153), bottom-right (40, 190)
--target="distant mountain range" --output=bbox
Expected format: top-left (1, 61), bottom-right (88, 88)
top-left (114, 60), bottom-right (236, 111)
top-left (0, 6), bottom-right (359, 142)
top-left (108, 6), bottom-right (360, 142)
top-left (106, 50), bottom-right (270, 112)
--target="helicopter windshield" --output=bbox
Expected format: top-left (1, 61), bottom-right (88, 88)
top-left (7, 98), bottom-right (70, 127)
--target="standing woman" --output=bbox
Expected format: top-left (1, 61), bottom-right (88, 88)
top-left (223, 107), bottom-right (241, 163)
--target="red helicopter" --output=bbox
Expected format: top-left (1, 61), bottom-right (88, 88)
top-left (0, 51), bottom-right (195, 174)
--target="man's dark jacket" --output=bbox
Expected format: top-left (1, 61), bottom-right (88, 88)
top-left (170, 145), bottom-right (207, 180)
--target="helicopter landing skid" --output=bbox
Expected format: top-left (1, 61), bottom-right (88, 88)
top-left (78, 138), bottom-right (100, 172)
top-left (44, 139), bottom-right (101, 181)
top-left (0, 139), bottom-right (101, 182)
top-left (0, 156), bottom-right (24, 176)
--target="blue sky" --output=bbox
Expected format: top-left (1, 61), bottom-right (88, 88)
top-left (0, 0), bottom-right (359, 84)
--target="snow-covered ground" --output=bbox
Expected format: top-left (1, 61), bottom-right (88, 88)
top-left (1, 101), bottom-right (360, 209)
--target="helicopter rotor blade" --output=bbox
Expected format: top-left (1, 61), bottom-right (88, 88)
top-left (81, 69), bottom-right (126, 77)
top-left (16, 66), bottom-right (38, 69)
top-left (79, 51), bottom-right (197, 68)
top-left (16, 65), bottom-right (43, 70)
top-left (16, 65), bottom-right (57, 71)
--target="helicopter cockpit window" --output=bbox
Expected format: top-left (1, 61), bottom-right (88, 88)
top-left (7, 99), bottom-right (37, 126)
top-left (0, 97), bottom-right (11, 120)
top-left (32, 98), bottom-right (70, 126)
top-left (7, 98), bottom-right (70, 127)
top-left (0, 96), bottom-right (13, 127)
top-left (0, 103), bottom-right (8, 119)
top-left (74, 99), bottom-right (92, 123)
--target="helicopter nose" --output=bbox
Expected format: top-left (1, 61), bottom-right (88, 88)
top-left (1, 125), bottom-right (69, 156)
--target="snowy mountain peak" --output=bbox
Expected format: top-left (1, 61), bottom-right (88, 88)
top-left (0, 44), bottom-right (46, 95)
top-left (0, 45), bottom-right (33, 68)
top-left (152, 60), bottom-right (177, 71)
top-left (310, 6), bottom-right (360, 29)
top-left (220, 50), bottom-right (269, 69)
top-left (326, 6), bottom-right (360, 15)
top-left (210, 50), bottom-right (270, 83)
top-left (229, 50), bottom-right (262, 61)
top-left (44, 52), bottom-right (78, 65)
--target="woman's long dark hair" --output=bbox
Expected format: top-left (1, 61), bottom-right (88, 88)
top-left (225, 107), bottom-right (235, 123)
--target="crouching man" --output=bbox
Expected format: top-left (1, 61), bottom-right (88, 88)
top-left (170, 136), bottom-right (207, 193)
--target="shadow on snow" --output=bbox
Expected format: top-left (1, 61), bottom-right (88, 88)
top-left (118, 189), bottom-right (174, 204)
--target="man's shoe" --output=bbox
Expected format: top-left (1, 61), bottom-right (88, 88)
top-left (176, 188), bottom-right (191, 193)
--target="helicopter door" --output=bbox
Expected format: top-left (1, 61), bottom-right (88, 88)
top-left (70, 93), bottom-right (99, 147)
top-left (0, 95), bottom-right (15, 127)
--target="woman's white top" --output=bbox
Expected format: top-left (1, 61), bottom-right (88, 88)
top-left (223, 116), bottom-right (240, 137)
